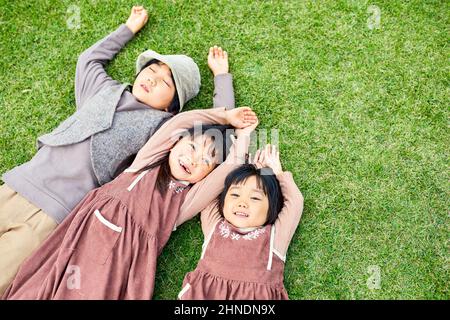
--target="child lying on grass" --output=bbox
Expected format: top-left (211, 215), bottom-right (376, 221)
top-left (0, 5), bottom-right (235, 295)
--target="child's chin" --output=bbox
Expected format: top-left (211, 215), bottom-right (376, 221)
top-left (132, 91), bottom-right (148, 105)
top-left (171, 171), bottom-right (185, 181)
top-left (228, 218), bottom-right (249, 229)
top-left (172, 170), bottom-right (192, 183)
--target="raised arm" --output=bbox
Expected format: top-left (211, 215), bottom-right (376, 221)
top-left (252, 144), bottom-right (304, 260)
top-left (208, 46), bottom-right (235, 110)
top-left (199, 202), bottom-right (222, 237)
top-left (74, 24), bottom-right (134, 109)
top-left (75, 6), bottom-right (148, 109)
top-left (273, 171), bottom-right (304, 260)
top-left (213, 74), bottom-right (235, 110)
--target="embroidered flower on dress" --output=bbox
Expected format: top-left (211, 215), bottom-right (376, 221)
top-left (219, 221), bottom-right (265, 241)
top-left (242, 227), bottom-right (266, 240)
top-left (219, 221), bottom-right (231, 238)
top-left (168, 180), bottom-right (186, 194)
top-left (231, 233), bottom-right (241, 240)
top-left (175, 186), bottom-right (185, 194)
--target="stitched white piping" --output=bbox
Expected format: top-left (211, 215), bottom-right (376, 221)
top-left (273, 248), bottom-right (286, 262)
top-left (127, 170), bottom-right (149, 191)
top-left (94, 210), bottom-right (122, 233)
top-left (201, 220), bottom-right (220, 260)
top-left (177, 283), bottom-right (191, 299)
top-left (267, 225), bottom-right (275, 270)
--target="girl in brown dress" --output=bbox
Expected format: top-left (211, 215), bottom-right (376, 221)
top-left (2, 106), bottom-right (257, 300)
top-left (178, 144), bottom-right (304, 300)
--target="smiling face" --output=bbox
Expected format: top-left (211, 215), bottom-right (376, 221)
top-left (132, 61), bottom-right (176, 111)
top-left (168, 134), bottom-right (218, 184)
top-left (223, 176), bottom-right (270, 229)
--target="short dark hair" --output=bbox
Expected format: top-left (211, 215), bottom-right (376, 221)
top-left (135, 59), bottom-right (180, 114)
top-left (217, 164), bottom-right (284, 226)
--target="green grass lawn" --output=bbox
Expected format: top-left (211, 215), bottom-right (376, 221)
top-left (0, 0), bottom-right (448, 299)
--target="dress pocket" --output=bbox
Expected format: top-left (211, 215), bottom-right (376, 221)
top-left (84, 209), bottom-right (122, 265)
top-left (94, 209), bottom-right (122, 233)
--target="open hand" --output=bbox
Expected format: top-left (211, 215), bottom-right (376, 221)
top-left (234, 116), bottom-right (258, 138)
top-left (251, 144), bottom-right (283, 175)
top-left (125, 5), bottom-right (149, 34)
top-left (225, 107), bottom-right (258, 131)
top-left (208, 46), bottom-right (229, 76)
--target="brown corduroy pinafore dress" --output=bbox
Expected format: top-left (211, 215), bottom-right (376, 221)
top-left (2, 166), bottom-right (190, 300)
top-left (178, 219), bottom-right (288, 300)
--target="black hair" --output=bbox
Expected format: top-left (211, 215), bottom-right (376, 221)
top-left (133, 58), bottom-right (180, 114)
top-left (134, 124), bottom-right (235, 195)
top-left (217, 164), bottom-right (284, 226)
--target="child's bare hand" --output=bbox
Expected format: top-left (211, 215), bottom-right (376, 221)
top-left (226, 107), bottom-right (258, 130)
top-left (208, 46), bottom-right (229, 76)
top-left (251, 144), bottom-right (283, 175)
top-left (126, 5), bottom-right (149, 34)
top-left (234, 116), bottom-right (258, 138)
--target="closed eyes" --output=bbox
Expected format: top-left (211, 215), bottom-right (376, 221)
top-left (148, 67), bottom-right (171, 87)
top-left (189, 142), bottom-right (214, 166)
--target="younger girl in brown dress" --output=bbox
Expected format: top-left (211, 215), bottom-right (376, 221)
top-left (178, 144), bottom-right (304, 300)
top-left (2, 106), bottom-right (258, 300)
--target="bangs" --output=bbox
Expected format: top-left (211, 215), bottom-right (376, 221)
top-left (227, 169), bottom-right (269, 196)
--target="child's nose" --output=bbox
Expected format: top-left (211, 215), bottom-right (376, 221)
top-left (192, 151), bottom-right (202, 166)
top-left (147, 77), bottom-right (156, 87)
top-left (237, 201), bottom-right (248, 208)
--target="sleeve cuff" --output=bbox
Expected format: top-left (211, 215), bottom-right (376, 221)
top-left (276, 171), bottom-right (293, 180)
top-left (213, 73), bottom-right (233, 91)
top-left (116, 24), bottom-right (135, 44)
top-left (226, 135), bottom-right (250, 165)
top-left (214, 73), bottom-right (232, 82)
